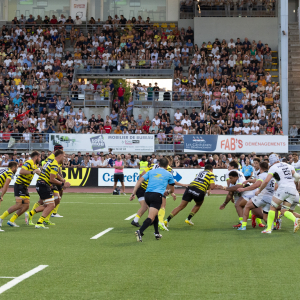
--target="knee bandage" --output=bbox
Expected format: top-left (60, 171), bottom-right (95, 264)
top-left (271, 200), bottom-right (279, 208)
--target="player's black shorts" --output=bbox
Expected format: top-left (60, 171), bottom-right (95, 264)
top-left (14, 183), bottom-right (29, 199)
top-left (52, 184), bottom-right (63, 192)
top-left (136, 186), bottom-right (146, 200)
top-left (36, 181), bottom-right (53, 200)
top-left (114, 173), bottom-right (124, 183)
top-left (182, 186), bottom-right (205, 204)
top-left (145, 192), bottom-right (163, 210)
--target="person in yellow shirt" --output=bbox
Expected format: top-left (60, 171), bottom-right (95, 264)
top-left (206, 75), bottom-right (214, 88)
top-left (114, 125), bottom-right (122, 134)
top-left (207, 41), bottom-right (213, 52)
top-left (14, 77), bottom-right (21, 86)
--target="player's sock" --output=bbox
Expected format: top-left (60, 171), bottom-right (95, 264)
top-left (32, 202), bottom-right (40, 210)
top-left (52, 204), bottom-right (60, 214)
top-left (45, 210), bottom-right (54, 222)
top-left (267, 210), bottom-right (275, 231)
top-left (139, 217), bottom-right (152, 235)
top-left (29, 209), bottom-right (37, 217)
top-left (37, 216), bottom-right (45, 225)
top-left (9, 213), bottom-right (19, 223)
top-left (0, 210), bottom-right (9, 220)
top-left (167, 213), bottom-right (174, 222)
top-left (283, 211), bottom-right (296, 223)
top-left (187, 212), bottom-right (195, 220)
top-left (239, 217), bottom-right (243, 223)
top-left (153, 215), bottom-right (159, 234)
top-left (158, 208), bottom-right (165, 223)
top-left (242, 222), bottom-right (247, 228)
top-left (256, 218), bottom-right (262, 225)
top-left (248, 211), bottom-right (252, 219)
top-left (133, 214), bottom-right (140, 223)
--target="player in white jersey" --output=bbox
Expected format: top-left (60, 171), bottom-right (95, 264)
top-left (252, 158), bottom-right (261, 179)
top-left (219, 161), bottom-right (245, 211)
top-left (236, 162), bottom-right (276, 230)
top-left (291, 153), bottom-right (300, 191)
top-left (255, 153), bottom-right (300, 234)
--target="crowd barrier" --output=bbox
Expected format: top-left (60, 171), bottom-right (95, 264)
top-left (5, 167), bottom-right (230, 187)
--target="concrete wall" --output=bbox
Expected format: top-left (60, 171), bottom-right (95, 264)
top-left (166, 0), bottom-right (180, 21)
top-left (194, 17), bottom-right (279, 50)
top-left (133, 107), bottom-right (155, 121)
top-left (73, 107), bottom-right (110, 119)
top-left (178, 19), bottom-right (194, 29)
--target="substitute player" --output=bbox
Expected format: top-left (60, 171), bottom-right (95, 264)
top-left (0, 151), bottom-right (41, 228)
top-left (130, 157), bottom-right (175, 242)
top-left (291, 152), bottom-right (300, 191)
top-left (236, 162), bottom-right (277, 230)
top-left (256, 153), bottom-right (300, 234)
top-left (112, 155), bottom-right (126, 195)
top-left (165, 164), bottom-right (222, 227)
top-left (33, 149), bottom-right (70, 229)
top-left (0, 162), bottom-right (19, 232)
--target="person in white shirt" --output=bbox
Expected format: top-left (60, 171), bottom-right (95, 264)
top-left (66, 57), bottom-right (74, 67)
top-left (228, 83), bottom-right (236, 93)
top-left (233, 124), bottom-right (242, 134)
top-left (211, 102), bottom-right (221, 112)
top-left (242, 124), bottom-right (250, 135)
top-left (152, 115), bottom-right (161, 126)
top-left (257, 103), bottom-right (266, 118)
top-left (174, 109), bottom-right (182, 121)
top-left (228, 39), bottom-right (235, 48)
top-left (250, 122), bottom-right (259, 134)
top-left (181, 116), bottom-right (191, 127)
top-left (255, 153), bottom-right (300, 234)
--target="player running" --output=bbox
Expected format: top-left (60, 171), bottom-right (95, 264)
top-left (256, 153), bottom-right (300, 234)
top-left (31, 149), bottom-right (70, 229)
top-left (291, 152), bottom-right (300, 192)
top-left (0, 152), bottom-right (41, 228)
top-left (0, 162), bottom-right (19, 232)
top-left (26, 144), bottom-right (65, 226)
top-left (130, 157), bottom-right (175, 242)
top-left (165, 164), bottom-right (222, 227)
top-left (236, 161), bottom-right (277, 230)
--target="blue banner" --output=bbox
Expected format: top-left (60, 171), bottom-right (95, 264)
top-left (184, 135), bottom-right (218, 152)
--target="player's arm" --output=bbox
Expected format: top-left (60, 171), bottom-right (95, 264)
top-left (174, 181), bottom-right (189, 187)
top-left (292, 169), bottom-right (300, 182)
top-left (255, 174), bottom-right (272, 195)
top-left (243, 178), bottom-right (256, 184)
top-left (237, 180), bottom-right (262, 192)
top-left (19, 166), bottom-right (40, 175)
top-left (224, 184), bottom-right (243, 192)
top-left (50, 168), bottom-right (70, 188)
top-left (0, 177), bottom-right (11, 201)
top-left (129, 176), bottom-right (145, 201)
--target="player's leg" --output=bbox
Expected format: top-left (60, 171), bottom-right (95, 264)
top-left (131, 187), bottom-right (147, 227)
top-left (25, 198), bottom-right (43, 225)
top-left (35, 198), bottom-right (55, 229)
top-left (44, 192), bottom-right (60, 225)
top-left (158, 196), bottom-right (167, 231)
top-left (185, 200), bottom-right (204, 226)
top-left (233, 197), bottom-right (247, 228)
top-left (262, 195), bottom-right (283, 233)
top-left (0, 200), bottom-right (23, 228)
top-left (239, 200), bottom-right (256, 230)
top-left (51, 188), bottom-right (63, 217)
top-left (120, 174), bottom-right (125, 195)
top-left (112, 174), bottom-right (118, 194)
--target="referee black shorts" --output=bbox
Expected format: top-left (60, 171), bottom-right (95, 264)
top-left (114, 173), bottom-right (124, 183)
top-left (182, 186), bottom-right (205, 204)
top-left (145, 192), bottom-right (162, 210)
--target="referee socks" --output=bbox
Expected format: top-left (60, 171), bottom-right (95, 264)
top-left (139, 218), bottom-right (152, 235)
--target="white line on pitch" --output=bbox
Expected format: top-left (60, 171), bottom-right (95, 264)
top-left (0, 277), bottom-right (16, 279)
top-left (0, 265), bottom-right (48, 295)
top-left (125, 214), bottom-right (136, 220)
top-left (90, 228), bottom-right (114, 240)
top-left (63, 202), bottom-right (137, 205)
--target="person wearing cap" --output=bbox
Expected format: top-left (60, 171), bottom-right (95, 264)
top-left (255, 153), bottom-right (300, 234)
top-left (26, 145), bottom-right (66, 226)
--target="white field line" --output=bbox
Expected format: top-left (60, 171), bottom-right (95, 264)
top-left (125, 214), bottom-right (136, 220)
top-left (63, 202), bottom-right (137, 205)
top-left (0, 277), bottom-right (16, 279)
top-left (90, 228), bottom-right (114, 240)
top-left (0, 265), bottom-right (48, 295)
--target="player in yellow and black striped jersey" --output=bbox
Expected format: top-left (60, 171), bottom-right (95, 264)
top-left (165, 164), bottom-right (223, 227)
top-left (26, 149), bottom-right (71, 229)
top-left (0, 152), bottom-right (41, 228)
top-left (0, 162), bottom-right (19, 231)
top-left (28, 144), bottom-right (65, 225)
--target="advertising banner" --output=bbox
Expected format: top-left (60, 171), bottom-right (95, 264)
top-left (184, 135), bottom-right (288, 153)
top-left (49, 134), bottom-right (154, 153)
top-left (5, 167), bottom-right (98, 187)
top-left (70, 0), bottom-right (87, 21)
top-left (98, 168), bottom-right (229, 187)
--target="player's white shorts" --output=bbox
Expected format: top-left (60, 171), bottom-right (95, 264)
top-left (273, 186), bottom-right (299, 209)
top-left (242, 190), bottom-right (256, 202)
top-left (252, 194), bottom-right (272, 213)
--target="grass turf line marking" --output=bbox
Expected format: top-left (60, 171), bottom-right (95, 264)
top-left (125, 214), bottom-right (136, 220)
top-left (63, 202), bottom-right (137, 205)
top-left (0, 277), bottom-right (16, 279)
top-left (90, 228), bottom-right (114, 240)
top-left (0, 265), bottom-right (48, 295)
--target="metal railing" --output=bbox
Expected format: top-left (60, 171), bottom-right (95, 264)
top-left (193, 0), bottom-right (277, 17)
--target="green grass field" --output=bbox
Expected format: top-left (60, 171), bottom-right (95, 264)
top-left (0, 192), bottom-right (300, 299)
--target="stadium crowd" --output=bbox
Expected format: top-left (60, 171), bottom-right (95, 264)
top-left (0, 149), bottom-right (292, 170)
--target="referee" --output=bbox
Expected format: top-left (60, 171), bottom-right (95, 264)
top-left (130, 157), bottom-right (175, 242)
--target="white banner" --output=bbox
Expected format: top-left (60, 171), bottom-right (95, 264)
top-left (49, 134), bottom-right (154, 153)
top-left (184, 135), bottom-right (288, 153)
top-left (98, 168), bottom-right (229, 187)
top-left (70, 0), bottom-right (87, 21)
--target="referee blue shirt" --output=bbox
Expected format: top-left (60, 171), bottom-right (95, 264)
top-left (242, 164), bottom-right (253, 177)
top-left (143, 168), bottom-right (175, 196)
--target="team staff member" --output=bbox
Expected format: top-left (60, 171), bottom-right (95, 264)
top-left (112, 155), bottom-right (126, 195)
top-left (130, 158), bottom-right (175, 242)
top-left (165, 164), bottom-right (221, 227)
top-left (291, 152), bottom-right (300, 191)
top-left (0, 162), bottom-right (19, 232)
top-left (33, 149), bottom-right (71, 229)
top-left (0, 152), bottom-right (41, 228)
